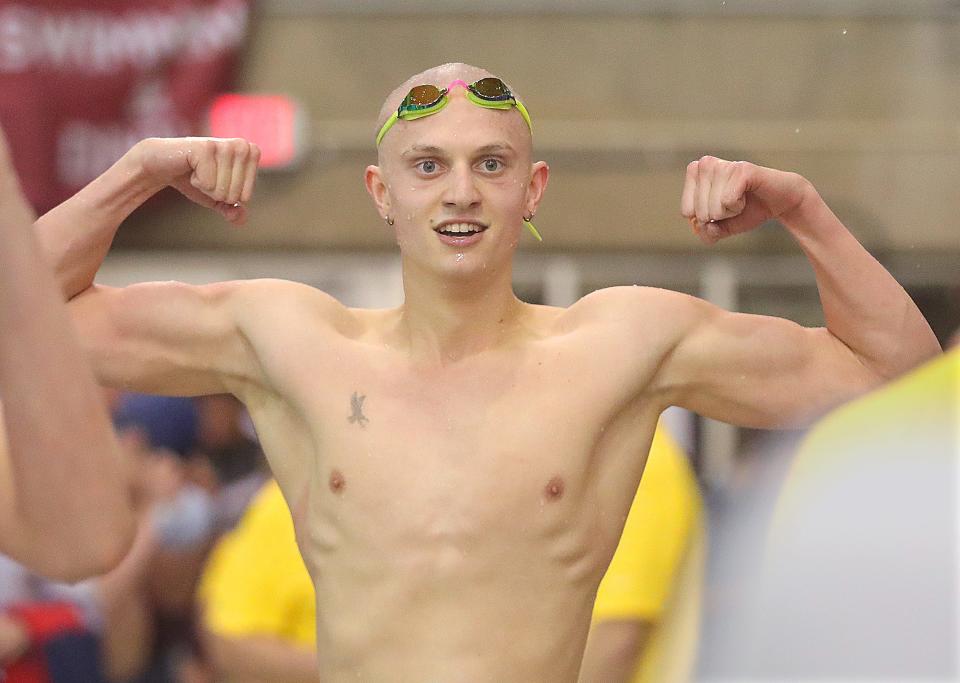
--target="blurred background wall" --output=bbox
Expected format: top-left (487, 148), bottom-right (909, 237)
top-left (117, 0), bottom-right (959, 253)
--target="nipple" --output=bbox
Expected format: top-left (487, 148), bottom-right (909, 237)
top-left (329, 469), bottom-right (346, 493)
top-left (544, 476), bottom-right (565, 501)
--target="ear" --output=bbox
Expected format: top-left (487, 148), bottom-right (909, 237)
top-left (524, 161), bottom-right (549, 217)
top-left (364, 165), bottom-right (391, 221)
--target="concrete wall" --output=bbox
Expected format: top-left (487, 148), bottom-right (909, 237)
top-left (117, 7), bottom-right (960, 255)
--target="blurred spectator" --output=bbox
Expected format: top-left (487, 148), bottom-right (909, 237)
top-left (580, 426), bottom-right (705, 683)
top-left (704, 348), bottom-right (958, 680)
top-left (198, 480), bottom-right (317, 683)
top-left (110, 393), bottom-right (213, 683)
top-left (0, 0), bottom-right (252, 213)
top-left (193, 394), bottom-right (269, 533)
top-left (0, 553), bottom-right (107, 682)
top-left (106, 392), bottom-right (268, 682)
top-left (0, 413), bottom-right (187, 683)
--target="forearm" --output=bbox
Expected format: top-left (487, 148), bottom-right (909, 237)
top-left (783, 182), bottom-right (941, 379)
top-left (206, 633), bottom-right (320, 682)
top-left (0, 179), bottom-right (135, 579)
top-left (33, 142), bottom-right (161, 300)
top-left (578, 621), bottom-right (650, 683)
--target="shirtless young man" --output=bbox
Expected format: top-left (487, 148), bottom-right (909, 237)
top-left (0, 128), bottom-right (134, 581)
top-left (35, 63), bottom-right (940, 680)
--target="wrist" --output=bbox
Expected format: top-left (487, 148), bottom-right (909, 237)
top-left (122, 138), bottom-right (170, 198)
top-left (778, 177), bottom-right (823, 233)
top-left (72, 139), bottom-right (167, 221)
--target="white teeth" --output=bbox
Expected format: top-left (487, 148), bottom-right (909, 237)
top-left (440, 223), bottom-right (482, 234)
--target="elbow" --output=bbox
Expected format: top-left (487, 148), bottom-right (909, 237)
top-left (32, 511), bottom-right (137, 582)
top-left (94, 515), bottom-right (138, 575)
top-left (201, 630), bottom-right (238, 677)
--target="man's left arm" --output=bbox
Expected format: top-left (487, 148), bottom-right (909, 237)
top-left (651, 157), bottom-right (941, 428)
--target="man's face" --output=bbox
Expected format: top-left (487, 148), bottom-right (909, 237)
top-left (368, 86), bottom-right (545, 278)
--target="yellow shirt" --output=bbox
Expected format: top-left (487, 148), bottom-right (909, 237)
top-left (199, 480), bottom-right (316, 646)
top-left (591, 426), bottom-right (705, 683)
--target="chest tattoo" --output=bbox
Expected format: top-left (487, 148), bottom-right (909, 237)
top-left (347, 391), bottom-right (369, 427)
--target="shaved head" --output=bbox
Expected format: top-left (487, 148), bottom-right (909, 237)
top-left (375, 63), bottom-right (529, 155)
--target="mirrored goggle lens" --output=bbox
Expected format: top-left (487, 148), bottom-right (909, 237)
top-left (403, 84), bottom-right (444, 108)
top-left (470, 77), bottom-right (511, 101)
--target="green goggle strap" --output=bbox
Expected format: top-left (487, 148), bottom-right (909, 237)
top-left (464, 90), bottom-right (533, 135)
top-left (523, 219), bottom-right (543, 242)
top-left (376, 98), bottom-right (450, 146)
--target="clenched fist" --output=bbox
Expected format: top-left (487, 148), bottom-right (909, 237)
top-left (681, 156), bottom-right (812, 245)
top-left (130, 137), bottom-right (261, 226)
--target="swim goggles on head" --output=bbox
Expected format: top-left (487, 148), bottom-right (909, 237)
top-left (376, 77), bottom-right (541, 241)
top-left (376, 77), bottom-right (533, 147)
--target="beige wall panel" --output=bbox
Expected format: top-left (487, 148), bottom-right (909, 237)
top-left (116, 13), bottom-right (959, 253)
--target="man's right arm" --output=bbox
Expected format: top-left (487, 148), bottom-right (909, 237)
top-left (35, 136), bottom-right (258, 299)
top-left (34, 137), bottom-right (266, 397)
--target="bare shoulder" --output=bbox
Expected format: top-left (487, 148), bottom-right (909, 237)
top-left (560, 285), bottom-right (707, 335)
top-left (224, 278), bottom-right (355, 333)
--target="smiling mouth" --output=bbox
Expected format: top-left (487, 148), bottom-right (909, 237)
top-left (434, 222), bottom-right (488, 237)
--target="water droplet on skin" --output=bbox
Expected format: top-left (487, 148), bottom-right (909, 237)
top-left (795, 127), bottom-right (801, 134)
top-left (456, 253), bottom-right (464, 262)
top-left (841, 28), bottom-right (848, 35)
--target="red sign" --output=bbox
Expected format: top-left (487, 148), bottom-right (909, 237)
top-left (0, 0), bottom-right (251, 213)
top-left (208, 94), bottom-right (306, 170)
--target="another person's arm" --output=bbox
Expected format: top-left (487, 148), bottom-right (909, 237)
top-left (647, 157), bottom-right (940, 427)
top-left (579, 621), bottom-right (653, 683)
top-left (203, 634), bottom-right (320, 683)
top-left (0, 128), bottom-right (135, 580)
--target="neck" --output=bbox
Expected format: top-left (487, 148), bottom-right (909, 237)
top-left (394, 254), bottom-right (525, 363)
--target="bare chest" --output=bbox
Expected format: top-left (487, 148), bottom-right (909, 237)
top-left (282, 342), bottom-right (644, 535)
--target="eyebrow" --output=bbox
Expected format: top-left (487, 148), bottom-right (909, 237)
top-left (475, 142), bottom-right (517, 156)
top-left (400, 141), bottom-right (517, 159)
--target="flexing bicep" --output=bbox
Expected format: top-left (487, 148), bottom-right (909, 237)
top-left (69, 280), bottom-right (264, 396)
top-left (655, 297), bottom-right (882, 428)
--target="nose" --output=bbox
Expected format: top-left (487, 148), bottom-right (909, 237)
top-left (442, 162), bottom-right (481, 212)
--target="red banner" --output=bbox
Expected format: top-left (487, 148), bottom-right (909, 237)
top-left (0, 0), bottom-right (251, 212)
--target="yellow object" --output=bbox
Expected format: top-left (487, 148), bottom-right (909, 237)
top-left (523, 219), bottom-right (543, 242)
top-left (591, 426), bottom-right (706, 683)
top-left (776, 347), bottom-right (959, 523)
top-left (199, 480), bottom-right (316, 646)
